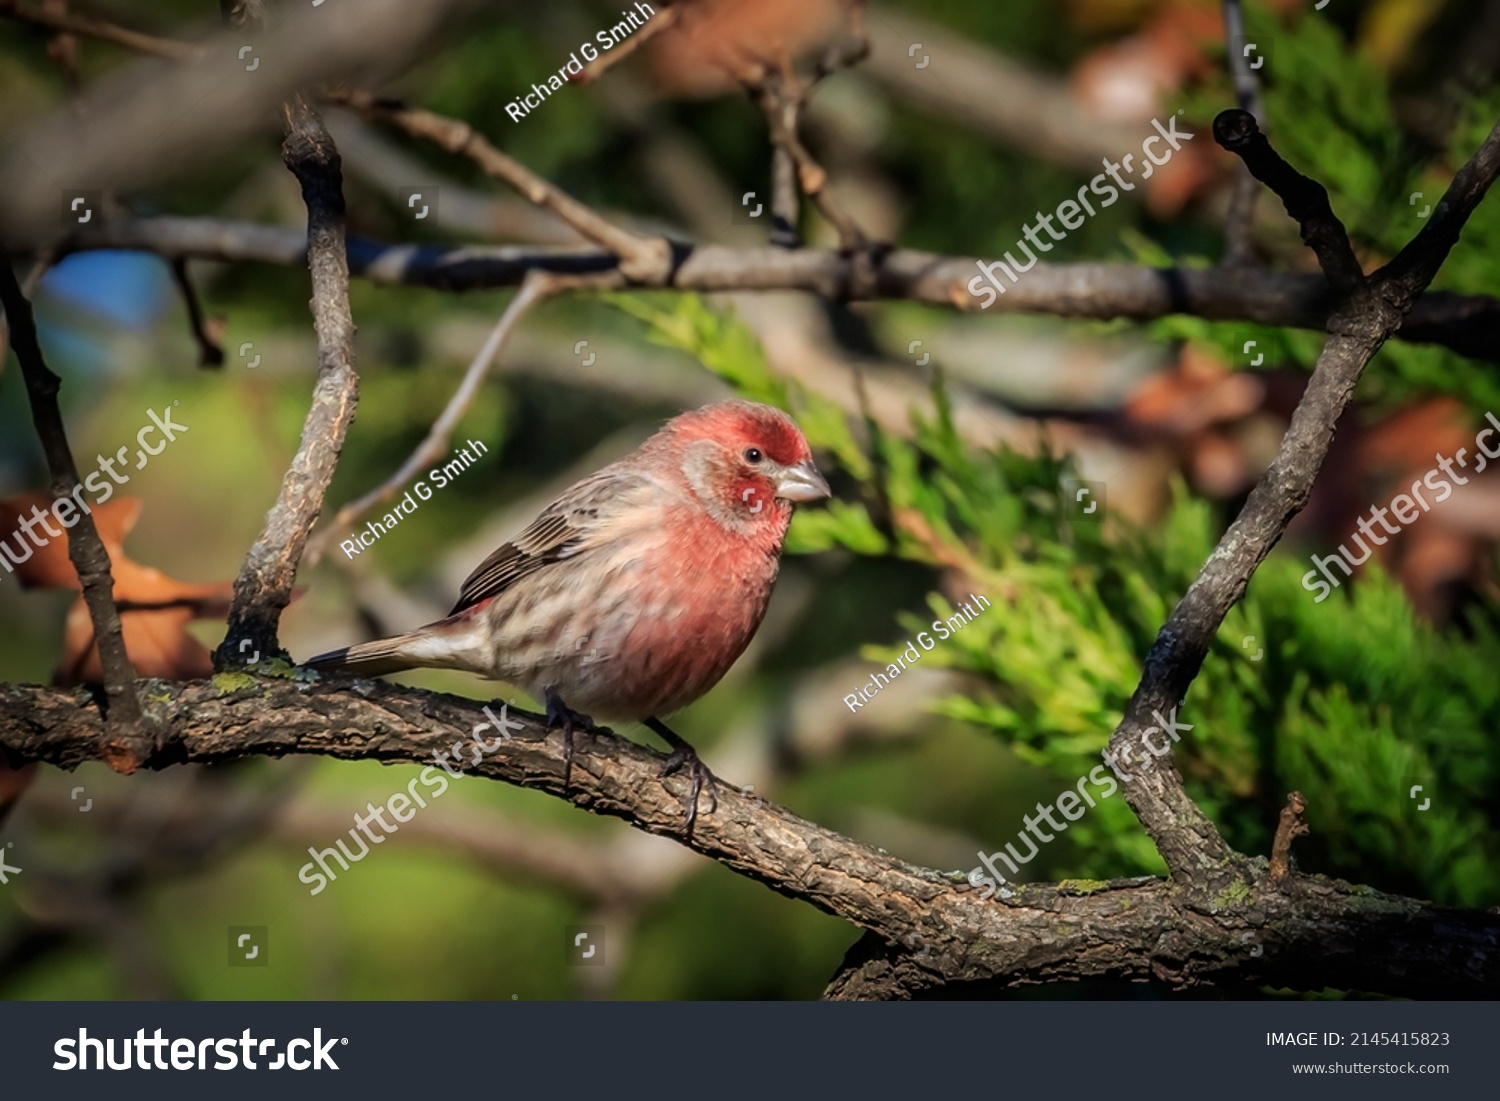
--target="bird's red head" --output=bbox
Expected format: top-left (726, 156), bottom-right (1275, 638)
top-left (658, 400), bottom-right (831, 530)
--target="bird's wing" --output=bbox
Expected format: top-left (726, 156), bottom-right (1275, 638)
top-left (449, 464), bottom-right (662, 615)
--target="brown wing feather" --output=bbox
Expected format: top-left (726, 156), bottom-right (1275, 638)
top-left (449, 465), bottom-right (659, 615)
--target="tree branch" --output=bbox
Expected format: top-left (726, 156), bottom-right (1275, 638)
top-left (0, 0), bottom-right (472, 242)
top-left (328, 90), bottom-right (674, 284)
top-left (1380, 114), bottom-right (1500, 295)
top-left (38, 215), bottom-right (1500, 363)
top-left (1268, 791), bottom-right (1309, 881)
top-left (576, 2), bottom-right (678, 84)
top-left (861, 7), bottom-right (1114, 173)
top-left (168, 258), bottom-right (224, 368)
top-left (1213, 109), bottom-right (1365, 293)
top-left (2, 676), bottom-right (1496, 1000)
top-left (0, 0), bottom-right (207, 63)
top-left (1220, 0), bottom-right (1262, 266)
top-left (217, 99), bottom-right (359, 666)
top-left (0, 253), bottom-right (145, 761)
top-left (748, 68), bottom-right (866, 249)
top-left (1104, 111), bottom-right (1500, 883)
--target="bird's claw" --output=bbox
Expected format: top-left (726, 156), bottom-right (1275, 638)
top-left (545, 693), bottom-right (597, 792)
top-left (660, 746), bottom-right (717, 836)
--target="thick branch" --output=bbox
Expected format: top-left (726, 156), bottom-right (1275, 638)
top-left (862, 8), bottom-right (1112, 173)
top-left (217, 101), bottom-right (358, 665)
top-left (1, 677), bottom-right (1496, 1000)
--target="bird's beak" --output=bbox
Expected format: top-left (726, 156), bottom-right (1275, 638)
top-left (774, 460), bottom-right (831, 503)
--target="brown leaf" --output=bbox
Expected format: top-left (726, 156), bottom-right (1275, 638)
top-left (57, 596), bottom-right (224, 686)
top-left (1, 493), bottom-right (236, 684)
top-left (1124, 345), bottom-right (1266, 435)
top-left (647, 0), bottom-right (846, 96)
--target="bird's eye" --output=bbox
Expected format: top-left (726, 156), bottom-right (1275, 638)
top-left (744, 447), bottom-right (763, 464)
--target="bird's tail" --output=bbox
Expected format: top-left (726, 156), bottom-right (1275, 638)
top-left (302, 635), bottom-right (422, 678)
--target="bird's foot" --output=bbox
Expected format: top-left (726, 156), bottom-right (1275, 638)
top-left (646, 717), bottom-right (717, 837)
top-left (545, 691), bottom-right (598, 792)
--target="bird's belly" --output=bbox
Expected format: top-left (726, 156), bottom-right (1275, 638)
top-left (486, 546), bottom-right (777, 720)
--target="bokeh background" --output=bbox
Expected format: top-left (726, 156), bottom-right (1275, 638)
top-left (2, 0), bottom-right (1498, 999)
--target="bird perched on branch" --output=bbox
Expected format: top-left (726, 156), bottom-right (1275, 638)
top-left (304, 400), bottom-right (830, 832)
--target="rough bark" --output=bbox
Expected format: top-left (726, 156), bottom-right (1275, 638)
top-left (0, 677), bottom-right (1495, 1000)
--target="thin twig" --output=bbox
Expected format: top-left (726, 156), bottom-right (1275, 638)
top-left (769, 134), bottom-right (802, 248)
top-left (1221, 0), bottom-right (1263, 125)
top-left (1220, 0), bottom-right (1264, 267)
top-left (1222, 170), bottom-right (1261, 268)
top-left (1268, 791), bottom-right (1309, 880)
top-left (329, 90), bottom-right (673, 283)
top-left (305, 269), bottom-right (558, 565)
top-left (0, 0), bottom-right (207, 62)
top-left (0, 252), bottom-right (144, 749)
top-left (814, 0), bottom-right (870, 82)
top-left (168, 259), bottom-right (224, 368)
top-left (217, 97), bottom-right (360, 667)
top-left (1213, 109), bottom-right (1365, 293)
top-left (576, 3), bottom-right (678, 84)
top-left (40, 0), bottom-right (81, 95)
top-left (40, 213), bottom-right (1500, 363)
top-left (765, 52), bottom-right (810, 248)
top-left (1379, 116), bottom-right (1500, 295)
top-left (748, 68), bottom-right (867, 250)
top-left (326, 112), bottom-right (632, 245)
top-left (0, 250), bottom-right (51, 379)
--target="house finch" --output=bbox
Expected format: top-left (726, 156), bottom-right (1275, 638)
top-left (304, 399), bottom-right (830, 830)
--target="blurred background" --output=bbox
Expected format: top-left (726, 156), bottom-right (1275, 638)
top-left (1, 0), bottom-right (1498, 1000)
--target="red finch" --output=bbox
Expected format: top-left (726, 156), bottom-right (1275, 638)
top-left (305, 400), bottom-right (830, 830)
